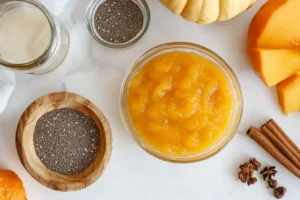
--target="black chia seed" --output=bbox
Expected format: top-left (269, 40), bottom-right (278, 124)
top-left (34, 108), bottom-right (100, 175)
top-left (94, 0), bottom-right (144, 44)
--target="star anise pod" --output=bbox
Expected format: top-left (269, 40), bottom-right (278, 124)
top-left (260, 166), bottom-right (278, 180)
top-left (238, 160), bottom-right (259, 186)
top-left (268, 179), bottom-right (278, 189)
top-left (240, 162), bottom-right (254, 177)
top-left (250, 158), bottom-right (261, 171)
top-left (247, 177), bottom-right (257, 186)
top-left (238, 171), bottom-right (248, 183)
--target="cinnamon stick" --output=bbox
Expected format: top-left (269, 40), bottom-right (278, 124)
top-left (264, 119), bottom-right (300, 161)
top-left (261, 125), bottom-right (300, 169)
top-left (270, 119), bottom-right (300, 154)
top-left (247, 126), bottom-right (300, 179)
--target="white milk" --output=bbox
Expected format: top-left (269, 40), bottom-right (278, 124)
top-left (0, 5), bottom-right (51, 64)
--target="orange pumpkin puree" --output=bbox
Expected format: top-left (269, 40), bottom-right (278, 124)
top-left (128, 52), bottom-right (234, 155)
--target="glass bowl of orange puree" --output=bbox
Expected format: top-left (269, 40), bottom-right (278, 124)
top-left (120, 42), bottom-right (243, 163)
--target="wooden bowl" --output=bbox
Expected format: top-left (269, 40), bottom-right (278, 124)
top-left (16, 92), bottom-right (112, 191)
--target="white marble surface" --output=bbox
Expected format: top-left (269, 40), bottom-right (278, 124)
top-left (1, 0), bottom-right (300, 199)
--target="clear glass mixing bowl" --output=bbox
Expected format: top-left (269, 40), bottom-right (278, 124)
top-left (120, 42), bottom-right (243, 163)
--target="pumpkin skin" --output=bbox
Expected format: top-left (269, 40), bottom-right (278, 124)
top-left (160, 0), bottom-right (256, 24)
top-left (0, 170), bottom-right (27, 200)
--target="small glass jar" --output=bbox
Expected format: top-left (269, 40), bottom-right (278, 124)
top-left (0, 0), bottom-right (69, 74)
top-left (86, 0), bottom-right (150, 49)
top-left (120, 42), bottom-right (243, 163)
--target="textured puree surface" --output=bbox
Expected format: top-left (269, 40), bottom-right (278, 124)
top-left (128, 52), bottom-right (234, 155)
top-left (34, 108), bottom-right (100, 175)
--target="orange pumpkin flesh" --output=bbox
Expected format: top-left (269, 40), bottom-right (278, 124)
top-left (248, 49), bottom-right (300, 87)
top-left (248, 0), bottom-right (300, 87)
top-left (277, 74), bottom-right (300, 115)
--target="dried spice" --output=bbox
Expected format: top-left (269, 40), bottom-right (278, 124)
top-left (248, 122), bottom-right (300, 179)
top-left (237, 157), bottom-right (287, 198)
top-left (237, 158), bottom-right (260, 186)
top-left (247, 177), bottom-right (257, 186)
top-left (274, 187), bottom-right (286, 199)
top-left (238, 171), bottom-right (248, 183)
top-left (260, 166), bottom-right (278, 180)
top-left (268, 179), bottom-right (278, 189)
top-left (260, 166), bottom-right (286, 198)
top-left (250, 158), bottom-right (261, 171)
top-left (240, 162), bottom-right (254, 177)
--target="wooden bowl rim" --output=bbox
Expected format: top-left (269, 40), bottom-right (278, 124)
top-left (16, 92), bottom-right (113, 191)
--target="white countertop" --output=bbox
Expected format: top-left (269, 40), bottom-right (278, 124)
top-left (1, 0), bottom-right (300, 199)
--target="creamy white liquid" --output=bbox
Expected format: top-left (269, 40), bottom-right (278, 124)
top-left (0, 5), bottom-right (51, 64)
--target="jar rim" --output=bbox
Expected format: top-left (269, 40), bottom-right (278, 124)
top-left (85, 0), bottom-right (150, 49)
top-left (120, 42), bottom-right (244, 163)
top-left (0, 0), bottom-right (57, 70)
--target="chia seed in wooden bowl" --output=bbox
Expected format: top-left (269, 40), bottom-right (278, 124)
top-left (16, 92), bottom-right (112, 191)
top-left (34, 108), bottom-right (100, 176)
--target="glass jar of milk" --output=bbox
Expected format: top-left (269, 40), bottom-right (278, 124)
top-left (0, 0), bottom-right (69, 74)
